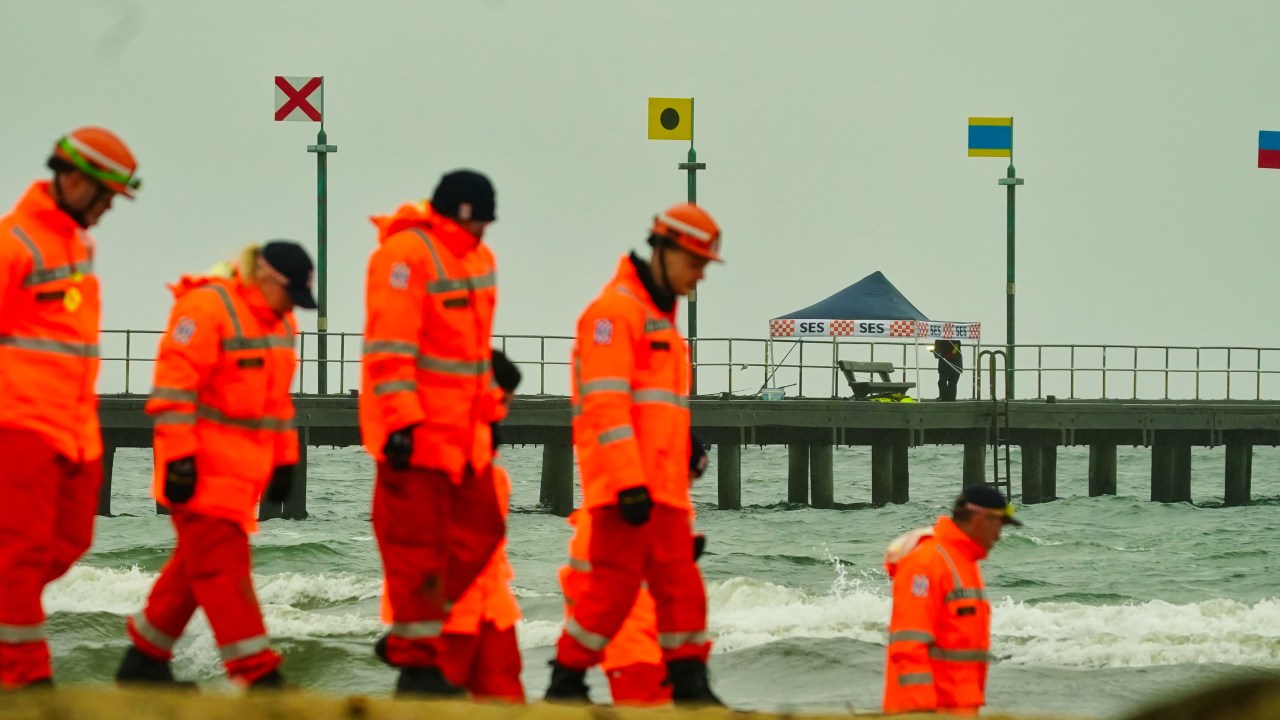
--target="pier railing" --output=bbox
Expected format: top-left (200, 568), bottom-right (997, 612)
top-left (98, 330), bottom-right (1280, 401)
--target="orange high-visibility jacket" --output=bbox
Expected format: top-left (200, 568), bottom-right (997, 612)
top-left (572, 256), bottom-right (691, 510)
top-left (380, 463), bottom-right (520, 632)
top-left (559, 509), bottom-right (662, 670)
top-left (360, 201), bottom-right (505, 479)
top-left (147, 271), bottom-right (299, 532)
top-left (883, 515), bottom-right (992, 715)
top-left (0, 181), bottom-right (102, 462)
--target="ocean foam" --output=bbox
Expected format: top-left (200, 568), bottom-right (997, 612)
top-left (43, 562), bottom-right (1280, 670)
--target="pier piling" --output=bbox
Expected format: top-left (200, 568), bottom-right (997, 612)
top-left (871, 444), bottom-right (893, 506)
top-left (717, 442), bottom-right (742, 510)
top-left (1224, 443), bottom-right (1252, 506)
top-left (891, 444), bottom-right (910, 504)
top-left (788, 444), bottom-right (809, 505)
top-left (962, 441), bottom-right (986, 488)
top-left (1088, 443), bottom-right (1117, 496)
top-left (98, 444), bottom-right (116, 517)
top-left (541, 442), bottom-right (575, 517)
top-left (1020, 445), bottom-right (1044, 504)
top-left (809, 442), bottom-right (834, 509)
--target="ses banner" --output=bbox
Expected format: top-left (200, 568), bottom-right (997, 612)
top-left (770, 319), bottom-right (982, 341)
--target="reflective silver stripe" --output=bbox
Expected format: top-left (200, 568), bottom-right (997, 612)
top-left (428, 271), bottom-right (496, 294)
top-left (364, 340), bottom-right (419, 357)
top-left (929, 647), bottom-right (991, 663)
top-left (597, 425), bottom-right (634, 445)
top-left (65, 134), bottom-right (134, 177)
top-left (26, 260), bottom-right (93, 287)
top-left (390, 620), bottom-right (443, 639)
top-left (656, 212), bottom-right (713, 241)
top-left (657, 631), bottom-right (709, 649)
top-left (150, 387), bottom-right (198, 403)
top-left (416, 355), bottom-right (491, 376)
top-left (410, 228), bottom-right (448, 278)
top-left (0, 335), bottom-right (99, 357)
top-left (888, 630), bottom-right (936, 645)
top-left (204, 285), bottom-right (243, 338)
top-left (130, 612), bottom-right (177, 651)
top-left (935, 545), bottom-right (987, 604)
top-left (219, 634), bottom-right (271, 662)
top-left (11, 227), bottom-right (45, 270)
top-left (224, 336), bottom-right (293, 351)
top-left (565, 617), bottom-right (609, 651)
top-left (0, 622), bottom-right (45, 643)
top-left (580, 378), bottom-right (631, 396)
top-left (644, 319), bottom-right (673, 333)
top-left (374, 380), bottom-right (418, 396)
top-left (196, 406), bottom-right (293, 432)
top-left (632, 389), bottom-right (688, 408)
top-left (153, 411), bottom-right (196, 426)
top-left (898, 672), bottom-right (933, 687)
top-left (946, 588), bottom-right (988, 603)
top-left (567, 558), bottom-right (593, 573)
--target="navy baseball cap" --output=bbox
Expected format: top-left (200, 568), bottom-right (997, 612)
top-left (958, 485), bottom-right (1023, 526)
top-left (261, 241), bottom-right (317, 310)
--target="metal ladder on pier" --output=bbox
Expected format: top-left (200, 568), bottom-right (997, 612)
top-left (979, 350), bottom-right (1012, 497)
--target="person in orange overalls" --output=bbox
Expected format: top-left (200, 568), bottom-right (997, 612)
top-left (557, 436), bottom-right (710, 706)
top-left (361, 170), bottom-right (509, 696)
top-left (114, 242), bottom-right (316, 689)
top-left (883, 485), bottom-right (1021, 715)
top-left (378, 350), bottom-right (525, 702)
top-left (545, 204), bottom-right (723, 705)
top-left (0, 127), bottom-right (140, 691)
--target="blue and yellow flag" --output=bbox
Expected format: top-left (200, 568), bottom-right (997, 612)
top-left (649, 98), bottom-right (693, 141)
top-left (968, 117), bottom-right (1012, 157)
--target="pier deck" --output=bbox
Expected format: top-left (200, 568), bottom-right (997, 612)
top-left (97, 396), bottom-right (1280, 517)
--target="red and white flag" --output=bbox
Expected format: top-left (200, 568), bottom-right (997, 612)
top-left (274, 76), bottom-right (323, 122)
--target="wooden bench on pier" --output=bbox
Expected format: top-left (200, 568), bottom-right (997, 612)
top-left (837, 360), bottom-right (916, 400)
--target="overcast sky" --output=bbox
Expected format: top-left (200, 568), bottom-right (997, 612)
top-left (4, 1), bottom-right (1279, 377)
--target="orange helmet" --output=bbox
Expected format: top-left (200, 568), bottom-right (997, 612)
top-left (651, 203), bottom-right (722, 262)
top-left (51, 127), bottom-right (140, 198)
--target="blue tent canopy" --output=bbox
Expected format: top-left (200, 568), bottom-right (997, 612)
top-left (773, 271), bottom-right (928, 321)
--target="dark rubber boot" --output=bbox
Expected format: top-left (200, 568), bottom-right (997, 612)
top-left (248, 669), bottom-right (286, 691)
top-left (665, 659), bottom-right (724, 706)
top-left (544, 661), bottom-right (590, 702)
top-left (115, 646), bottom-right (182, 686)
top-left (394, 667), bottom-right (465, 698)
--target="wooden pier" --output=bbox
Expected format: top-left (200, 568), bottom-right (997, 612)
top-left (97, 396), bottom-right (1280, 518)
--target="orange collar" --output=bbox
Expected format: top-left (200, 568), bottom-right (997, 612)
top-left (610, 255), bottom-right (677, 321)
top-left (14, 180), bottom-right (83, 238)
top-left (933, 515), bottom-right (988, 562)
top-left (371, 200), bottom-right (481, 255)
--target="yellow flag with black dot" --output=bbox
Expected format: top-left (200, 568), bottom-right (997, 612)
top-left (648, 97), bottom-right (692, 141)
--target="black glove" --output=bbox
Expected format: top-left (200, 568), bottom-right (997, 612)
top-left (617, 486), bottom-right (653, 526)
top-left (266, 465), bottom-right (294, 504)
top-left (491, 349), bottom-right (522, 393)
top-left (693, 533), bottom-right (707, 561)
top-left (383, 425), bottom-right (415, 471)
top-left (689, 430), bottom-right (709, 480)
top-left (164, 457), bottom-right (197, 504)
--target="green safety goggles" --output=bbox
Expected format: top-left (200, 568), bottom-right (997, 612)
top-left (57, 137), bottom-right (141, 193)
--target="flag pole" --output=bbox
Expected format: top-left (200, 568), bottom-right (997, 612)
top-left (996, 117), bottom-right (1023, 398)
top-left (307, 77), bottom-right (337, 394)
top-left (677, 97), bottom-right (707, 395)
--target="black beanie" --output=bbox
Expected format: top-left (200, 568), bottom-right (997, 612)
top-left (432, 170), bottom-right (496, 222)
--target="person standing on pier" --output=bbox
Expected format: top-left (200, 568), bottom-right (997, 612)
top-left (545, 203), bottom-right (723, 705)
top-left (882, 485), bottom-right (1021, 715)
top-left (0, 127), bottom-right (140, 691)
top-left (360, 171), bottom-right (510, 696)
top-left (932, 340), bottom-right (963, 401)
top-left (115, 242), bottom-right (316, 689)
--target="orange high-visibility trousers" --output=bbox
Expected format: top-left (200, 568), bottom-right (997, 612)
top-left (126, 511), bottom-right (281, 684)
top-left (0, 427), bottom-right (101, 689)
top-left (374, 463), bottom-right (504, 668)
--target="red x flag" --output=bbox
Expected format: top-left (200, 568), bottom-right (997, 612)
top-left (274, 76), bottom-right (323, 122)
